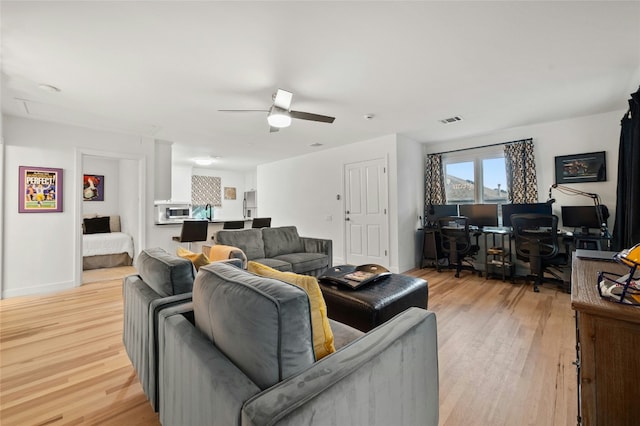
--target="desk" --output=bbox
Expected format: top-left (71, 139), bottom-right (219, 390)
top-left (571, 255), bottom-right (640, 425)
top-left (417, 228), bottom-right (446, 268)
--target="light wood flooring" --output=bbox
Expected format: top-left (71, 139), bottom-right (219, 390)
top-left (1, 266), bottom-right (577, 425)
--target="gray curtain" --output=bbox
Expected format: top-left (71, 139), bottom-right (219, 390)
top-left (504, 139), bottom-right (538, 203)
top-left (425, 154), bottom-right (446, 215)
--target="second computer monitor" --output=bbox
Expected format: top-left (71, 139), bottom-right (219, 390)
top-left (458, 204), bottom-right (499, 228)
top-left (501, 203), bottom-right (552, 227)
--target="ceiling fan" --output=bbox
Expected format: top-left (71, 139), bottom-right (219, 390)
top-left (219, 89), bottom-right (335, 132)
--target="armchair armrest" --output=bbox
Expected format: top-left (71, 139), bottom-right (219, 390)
top-left (242, 308), bottom-right (438, 426)
top-left (158, 310), bottom-right (261, 426)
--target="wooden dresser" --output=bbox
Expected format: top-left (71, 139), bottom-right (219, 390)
top-left (571, 254), bottom-right (640, 426)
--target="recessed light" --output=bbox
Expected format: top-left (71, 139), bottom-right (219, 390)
top-left (38, 84), bottom-right (61, 93)
top-left (193, 157), bottom-right (215, 166)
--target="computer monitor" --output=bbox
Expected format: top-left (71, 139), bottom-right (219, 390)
top-left (459, 204), bottom-right (499, 228)
top-left (501, 203), bottom-right (552, 227)
top-left (561, 205), bottom-right (608, 235)
top-left (425, 204), bottom-right (458, 227)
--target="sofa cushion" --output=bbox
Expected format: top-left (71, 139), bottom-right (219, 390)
top-left (273, 252), bottom-right (329, 275)
top-left (262, 226), bottom-right (304, 258)
top-left (176, 246), bottom-right (210, 271)
top-left (193, 262), bottom-right (315, 390)
top-left (216, 229), bottom-right (265, 260)
top-left (136, 247), bottom-right (196, 297)
top-left (247, 261), bottom-right (336, 359)
top-left (252, 258), bottom-right (293, 272)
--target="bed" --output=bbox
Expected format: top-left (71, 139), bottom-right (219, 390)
top-left (82, 215), bottom-right (134, 270)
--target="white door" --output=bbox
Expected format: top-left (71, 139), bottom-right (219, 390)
top-left (344, 158), bottom-right (389, 267)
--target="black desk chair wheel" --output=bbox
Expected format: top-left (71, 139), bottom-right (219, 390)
top-left (172, 220), bottom-right (209, 250)
top-left (251, 217), bottom-right (271, 228)
top-left (437, 216), bottom-right (480, 278)
top-left (511, 214), bottom-right (569, 293)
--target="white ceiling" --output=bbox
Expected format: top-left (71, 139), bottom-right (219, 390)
top-left (2, 1), bottom-right (639, 171)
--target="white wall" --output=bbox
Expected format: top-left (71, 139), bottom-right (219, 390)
top-left (192, 167), bottom-right (247, 221)
top-left (2, 116), bottom-right (155, 298)
top-left (396, 135), bottom-right (425, 272)
top-left (423, 110), bottom-right (624, 233)
top-left (82, 156), bottom-right (120, 217)
top-left (257, 134), bottom-right (402, 271)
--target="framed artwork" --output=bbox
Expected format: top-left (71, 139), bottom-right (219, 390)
top-left (83, 174), bottom-right (104, 201)
top-left (19, 166), bottom-right (63, 213)
top-left (554, 151), bottom-right (606, 184)
top-left (224, 187), bottom-right (237, 200)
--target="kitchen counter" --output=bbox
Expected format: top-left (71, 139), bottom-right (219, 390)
top-left (155, 219), bottom-right (251, 226)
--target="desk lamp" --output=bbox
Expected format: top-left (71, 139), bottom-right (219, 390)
top-left (547, 183), bottom-right (611, 239)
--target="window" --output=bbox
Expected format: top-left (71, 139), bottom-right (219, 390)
top-left (443, 148), bottom-right (508, 205)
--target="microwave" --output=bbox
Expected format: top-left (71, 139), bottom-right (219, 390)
top-left (155, 203), bottom-right (192, 224)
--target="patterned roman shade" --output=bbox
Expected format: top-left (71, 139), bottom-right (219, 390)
top-left (192, 175), bottom-right (221, 206)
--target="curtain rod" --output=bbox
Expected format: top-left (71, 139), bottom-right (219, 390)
top-left (430, 137), bottom-right (533, 156)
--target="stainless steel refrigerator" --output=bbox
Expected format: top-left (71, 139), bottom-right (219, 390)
top-left (243, 191), bottom-right (257, 218)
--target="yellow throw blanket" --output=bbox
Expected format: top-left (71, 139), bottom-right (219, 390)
top-left (207, 244), bottom-right (247, 268)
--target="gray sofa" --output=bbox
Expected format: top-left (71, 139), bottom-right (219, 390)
top-left (157, 262), bottom-right (439, 426)
top-left (122, 247), bottom-right (241, 411)
top-left (216, 226), bottom-right (332, 276)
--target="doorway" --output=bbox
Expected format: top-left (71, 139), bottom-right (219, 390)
top-left (74, 149), bottom-right (146, 287)
top-left (343, 158), bottom-right (389, 267)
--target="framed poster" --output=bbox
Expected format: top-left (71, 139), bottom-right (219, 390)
top-left (19, 166), bottom-right (63, 213)
top-left (224, 187), bottom-right (236, 200)
top-left (83, 174), bottom-right (104, 201)
top-left (554, 151), bottom-right (606, 184)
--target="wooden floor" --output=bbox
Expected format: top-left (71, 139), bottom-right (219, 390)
top-left (0, 266), bottom-right (577, 426)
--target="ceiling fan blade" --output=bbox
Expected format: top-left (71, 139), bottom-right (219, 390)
top-left (218, 109), bottom-right (269, 112)
top-left (290, 110), bottom-right (335, 123)
top-left (273, 89), bottom-right (293, 110)
top-left (269, 126), bottom-right (280, 133)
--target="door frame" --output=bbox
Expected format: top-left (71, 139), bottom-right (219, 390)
top-left (74, 148), bottom-right (146, 286)
top-left (342, 155), bottom-right (390, 267)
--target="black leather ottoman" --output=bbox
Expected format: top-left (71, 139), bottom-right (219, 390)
top-left (318, 265), bottom-right (428, 332)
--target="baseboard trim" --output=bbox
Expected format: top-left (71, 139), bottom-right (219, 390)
top-left (2, 280), bottom-right (76, 299)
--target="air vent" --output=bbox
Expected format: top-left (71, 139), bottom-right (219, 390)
top-left (439, 116), bottom-right (463, 124)
top-left (310, 142), bottom-right (323, 147)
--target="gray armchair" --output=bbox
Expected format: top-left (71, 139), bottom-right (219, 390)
top-left (157, 262), bottom-right (439, 426)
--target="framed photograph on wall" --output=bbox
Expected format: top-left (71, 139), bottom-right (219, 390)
top-left (554, 151), bottom-right (606, 184)
top-left (83, 174), bottom-right (104, 201)
top-left (19, 166), bottom-right (63, 213)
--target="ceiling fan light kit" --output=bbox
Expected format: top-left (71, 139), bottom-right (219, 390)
top-left (220, 88), bottom-right (335, 132)
top-left (267, 105), bottom-right (292, 128)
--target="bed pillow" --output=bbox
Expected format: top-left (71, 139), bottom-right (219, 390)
top-left (248, 261), bottom-right (335, 359)
top-left (84, 216), bottom-right (111, 234)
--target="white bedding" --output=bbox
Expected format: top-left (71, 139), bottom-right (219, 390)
top-left (83, 232), bottom-right (134, 258)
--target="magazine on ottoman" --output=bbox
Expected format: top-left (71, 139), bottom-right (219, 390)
top-left (319, 264), bottom-right (391, 289)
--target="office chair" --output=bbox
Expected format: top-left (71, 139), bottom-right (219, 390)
top-left (251, 217), bottom-right (271, 228)
top-left (511, 214), bottom-right (569, 293)
top-left (437, 216), bottom-right (480, 278)
top-left (222, 220), bottom-right (245, 230)
top-left (172, 220), bottom-right (209, 250)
